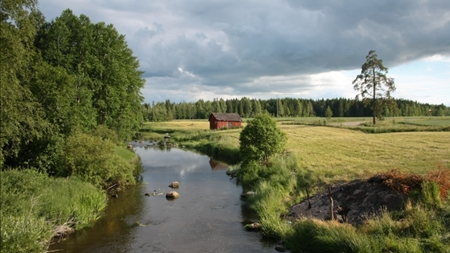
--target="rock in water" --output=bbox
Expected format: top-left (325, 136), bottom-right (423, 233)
top-left (169, 181), bottom-right (179, 188)
top-left (166, 191), bottom-right (179, 199)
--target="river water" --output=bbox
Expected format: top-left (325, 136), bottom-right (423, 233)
top-left (50, 145), bottom-right (275, 253)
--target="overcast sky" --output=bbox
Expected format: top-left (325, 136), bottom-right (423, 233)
top-left (38, 0), bottom-right (450, 105)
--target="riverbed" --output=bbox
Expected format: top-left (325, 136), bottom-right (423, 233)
top-left (49, 145), bottom-right (275, 253)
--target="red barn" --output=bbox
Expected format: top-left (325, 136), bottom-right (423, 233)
top-left (209, 113), bottom-right (242, 130)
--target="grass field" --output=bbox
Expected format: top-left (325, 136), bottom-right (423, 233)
top-left (140, 117), bottom-right (450, 252)
top-left (140, 117), bottom-right (450, 183)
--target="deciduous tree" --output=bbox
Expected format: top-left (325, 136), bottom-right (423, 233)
top-left (0, 0), bottom-right (48, 167)
top-left (36, 9), bottom-right (145, 138)
top-left (239, 113), bottom-right (287, 165)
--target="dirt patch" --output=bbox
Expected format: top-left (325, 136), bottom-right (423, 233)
top-left (287, 175), bottom-right (411, 226)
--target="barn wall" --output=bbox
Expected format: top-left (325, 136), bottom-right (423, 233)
top-left (216, 121), bottom-right (241, 129)
top-left (209, 120), bottom-right (216, 130)
top-left (209, 115), bottom-right (242, 130)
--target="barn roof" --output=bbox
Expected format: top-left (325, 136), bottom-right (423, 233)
top-left (210, 113), bottom-right (242, 122)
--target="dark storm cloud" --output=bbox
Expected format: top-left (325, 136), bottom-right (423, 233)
top-left (38, 0), bottom-right (450, 102)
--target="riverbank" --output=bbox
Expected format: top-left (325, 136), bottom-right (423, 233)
top-left (0, 142), bottom-right (140, 253)
top-left (139, 119), bottom-right (450, 253)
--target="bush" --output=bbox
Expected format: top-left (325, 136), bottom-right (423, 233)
top-left (239, 113), bottom-right (287, 165)
top-left (61, 132), bottom-right (136, 188)
top-left (90, 124), bottom-right (121, 144)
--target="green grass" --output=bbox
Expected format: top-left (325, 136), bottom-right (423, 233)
top-left (1, 170), bottom-right (107, 253)
top-left (142, 118), bottom-right (450, 181)
top-left (141, 118), bottom-right (450, 253)
top-left (399, 117), bottom-right (450, 126)
top-left (115, 146), bottom-right (137, 161)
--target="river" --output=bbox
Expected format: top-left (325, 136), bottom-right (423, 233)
top-left (49, 144), bottom-right (276, 253)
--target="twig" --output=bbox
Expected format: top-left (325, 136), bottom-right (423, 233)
top-left (106, 183), bottom-right (118, 191)
top-left (328, 186), bottom-right (334, 221)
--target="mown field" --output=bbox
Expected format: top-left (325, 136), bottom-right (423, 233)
top-left (140, 117), bottom-right (450, 183)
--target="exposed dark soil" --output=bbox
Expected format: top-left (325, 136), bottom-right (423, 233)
top-left (287, 175), bottom-right (410, 226)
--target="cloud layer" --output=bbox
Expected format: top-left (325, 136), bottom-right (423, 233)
top-left (38, 0), bottom-right (450, 104)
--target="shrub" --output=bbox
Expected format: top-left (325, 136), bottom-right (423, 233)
top-left (90, 124), bottom-right (121, 144)
top-left (61, 132), bottom-right (136, 188)
top-left (239, 113), bottom-right (287, 165)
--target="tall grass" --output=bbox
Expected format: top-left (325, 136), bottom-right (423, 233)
top-left (0, 170), bottom-right (107, 253)
top-left (236, 154), bottom-right (450, 252)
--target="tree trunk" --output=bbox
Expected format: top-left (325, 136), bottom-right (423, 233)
top-left (372, 67), bottom-right (376, 124)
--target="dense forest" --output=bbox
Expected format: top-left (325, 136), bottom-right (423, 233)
top-left (143, 97), bottom-right (450, 121)
top-left (1, 1), bottom-right (144, 171)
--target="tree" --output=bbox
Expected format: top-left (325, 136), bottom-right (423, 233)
top-left (325, 106), bottom-right (333, 119)
top-left (36, 9), bottom-right (145, 138)
top-left (353, 50), bottom-right (396, 124)
top-left (239, 113), bottom-right (287, 164)
top-left (0, 0), bottom-right (49, 167)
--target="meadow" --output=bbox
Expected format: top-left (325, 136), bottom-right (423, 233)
top-left (140, 116), bottom-right (450, 253)
top-left (140, 117), bottom-right (450, 182)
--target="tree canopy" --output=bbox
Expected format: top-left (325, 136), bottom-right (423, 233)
top-left (239, 113), bottom-right (287, 165)
top-left (353, 50), bottom-right (396, 124)
top-left (1, 4), bottom-right (144, 169)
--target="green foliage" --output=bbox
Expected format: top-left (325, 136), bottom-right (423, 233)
top-left (0, 170), bottom-right (107, 253)
top-left (0, 0), bottom-right (48, 168)
top-left (35, 9), bottom-right (144, 140)
top-left (353, 50), bottom-right (396, 124)
top-left (325, 106), bottom-right (333, 119)
top-left (1, 215), bottom-right (53, 253)
top-left (239, 113), bottom-right (287, 164)
top-left (287, 220), bottom-right (374, 253)
top-left (192, 141), bottom-right (241, 165)
top-left (61, 132), bottom-right (136, 188)
top-left (143, 97), bottom-right (448, 122)
top-left (90, 124), bottom-right (121, 145)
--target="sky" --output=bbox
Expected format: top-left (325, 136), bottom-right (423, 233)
top-left (38, 0), bottom-right (450, 106)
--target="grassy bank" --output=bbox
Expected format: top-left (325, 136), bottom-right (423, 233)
top-left (0, 142), bottom-right (140, 253)
top-left (0, 170), bottom-right (107, 253)
top-left (139, 120), bottom-right (242, 164)
top-left (140, 117), bottom-right (450, 252)
top-left (239, 154), bottom-right (450, 253)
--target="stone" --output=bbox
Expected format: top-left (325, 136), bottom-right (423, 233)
top-left (169, 181), bottom-right (179, 188)
top-left (166, 191), bottom-right (179, 199)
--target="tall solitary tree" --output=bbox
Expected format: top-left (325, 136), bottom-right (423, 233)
top-left (353, 50), bottom-right (395, 124)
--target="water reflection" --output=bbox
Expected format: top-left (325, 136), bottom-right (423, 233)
top-left (50, 147), bottom-right (274, 253)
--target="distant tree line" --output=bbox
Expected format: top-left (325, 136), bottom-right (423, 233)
top-left (143, 97), bottom-right (449, 121)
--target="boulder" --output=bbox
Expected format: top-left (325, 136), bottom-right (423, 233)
top-left (168, 181), bottom-right (179, 188)
top-left (166, 191), bottom-right (179, 199)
